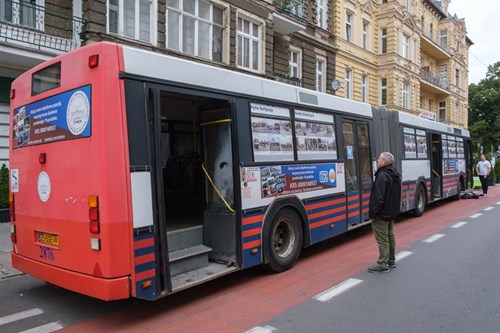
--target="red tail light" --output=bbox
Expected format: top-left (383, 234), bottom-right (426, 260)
top-left (88, 195), bottom-right (100, 234)
top-left (88, 54), bottom-right (99, 68)
top-left (9, 193), bottom-right (15, 222)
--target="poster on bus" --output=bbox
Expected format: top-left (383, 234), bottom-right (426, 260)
top-left (12, 85), bottom-right (91, 148)
top-left (241, 162), bottom-right (345, 210)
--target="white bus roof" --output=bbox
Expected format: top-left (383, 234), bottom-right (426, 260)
top-left (397, 110), bottom-right (470, 138)
top-left (121, 45), bottom-right (373, 118)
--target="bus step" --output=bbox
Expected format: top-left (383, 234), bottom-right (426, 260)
top-left (169, 244), bottom-right (212, 276)
top-left (167, 224), bottom-right (203, 252)
top-left (171, 262), bottom-right (238, 292)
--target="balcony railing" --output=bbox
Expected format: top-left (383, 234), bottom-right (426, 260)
top-left (420, 68), bottom-right (448, 90)
top-left (0, 0), bottom-right (86, 52)
top-left (273, 71), bottom-right (303, 87)
top-left (273, 0), bottom-right (305, 19)
top-left (421, 27), bottom-right (449, 53)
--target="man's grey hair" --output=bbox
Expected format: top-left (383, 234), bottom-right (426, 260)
top-left (380, 152), bottom-right (394, 164)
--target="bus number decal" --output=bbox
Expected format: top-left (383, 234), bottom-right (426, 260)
top-left (39, 246), bottom-right (55, 261)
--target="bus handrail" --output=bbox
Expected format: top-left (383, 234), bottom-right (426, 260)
top-left (201, 163), bottom-right (236, 213)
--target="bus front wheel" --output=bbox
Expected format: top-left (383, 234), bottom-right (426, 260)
top-left (412, 185), bottom-right (426, 217)
top-left (265, 208), bottom-right (303, 273)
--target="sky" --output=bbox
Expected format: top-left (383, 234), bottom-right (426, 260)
top-left (448, 0), bottom-right (500, 84)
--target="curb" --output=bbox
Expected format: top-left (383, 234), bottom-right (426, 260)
top-left (0, 252), bottom-right (23, 279)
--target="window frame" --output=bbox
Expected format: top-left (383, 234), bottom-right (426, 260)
top-left (316, 0), bottom-right (327, 29)
top-left (361, 74), bottom-right (368, 103)
top-left (315, 56), bottom-right (326, 93)
top-left (345, 68), bottom-right (352, 99)
top-left (362, 21), bottom-right (370, 50)
top-left (380, 27), bottom-right (387, 54)
top-left (107, 0), bottom-right (157, 45)
top-left (402, 82), bottom-right (409, 109)
top-left (345, 12), bottom-right (353, 42)
top-left (402, 33), bottom-right (410, 59)
top-left (380, 78), bottom-right (387, 106)
top-left (289, 46), bottom-right (302, 80)
top-left (236, 11), bottom-right (264, 74)
top-left (166, 0), bottom-right (227, 63)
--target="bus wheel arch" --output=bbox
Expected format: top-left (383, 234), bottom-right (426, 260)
top-left (412, 182), bottom-right (427, 217)
top-left (453, 175), bottom-right (465, 201)
top-left (262, 197), bottom-right (308, 273)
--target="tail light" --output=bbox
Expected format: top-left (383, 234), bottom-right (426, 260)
top-left (9, 193), bottom-right (15, 222)
top-left (88, 54), bottom-right (99, 68)
top-left (88, 195), bottom-right (100, 234)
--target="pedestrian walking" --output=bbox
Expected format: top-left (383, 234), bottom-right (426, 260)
top-left (368, 152), bottom-right (402, 273)
top-left (475, 154), bottom-right (492, 196)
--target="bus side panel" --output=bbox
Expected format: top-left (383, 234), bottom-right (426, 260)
top-left (306, 195), bottom-right (347, 243)
top-left (242, 211), bottom-right (265, 269)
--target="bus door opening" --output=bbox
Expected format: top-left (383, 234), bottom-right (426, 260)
top-left (156, 91), bottom-right (237, 293)
top-left (431, 133), bottom-right (442, 198)
top-left (341, 120), bottom-right (373, 227)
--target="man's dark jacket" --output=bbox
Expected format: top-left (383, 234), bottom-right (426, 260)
top-left (369, 164), bottom-right (402, 222)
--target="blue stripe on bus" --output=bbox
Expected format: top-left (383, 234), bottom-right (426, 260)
top-left (134, 232), bottom-right (154, 241)
top-left (310, 220), bottom-right (348, 243)
top-left (242, 221), bottom-right (262, 231)
top-left (134, 246), bottom-right (155, 257)
top-left (135, 261), bottom-right (156, 273)
top-left (243, 234), bottom-right (261, 243)
top-left (309, 212), bottom-right (344, 225)
top-left (135, 277), bottom-right (157, 300)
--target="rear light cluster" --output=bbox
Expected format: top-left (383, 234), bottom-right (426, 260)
top-left (88, 195), bottom-right (101, 251)
top-left (9, 193), bottom-right (16, 243)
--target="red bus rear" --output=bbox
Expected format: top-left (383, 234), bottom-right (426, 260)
top-left (9, 43), bottom-right (132, 300)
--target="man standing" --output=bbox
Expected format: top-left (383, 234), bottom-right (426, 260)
top-left (368, 152), bottom-right (402, 273)
top-left (475, 154), bottom-right (492, 196)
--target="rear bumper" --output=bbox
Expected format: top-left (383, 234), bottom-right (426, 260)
top-left (12, 253), bottom-right (131, 301)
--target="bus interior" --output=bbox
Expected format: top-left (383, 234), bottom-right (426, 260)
top-left (154, 90), bottom-right (238, 291)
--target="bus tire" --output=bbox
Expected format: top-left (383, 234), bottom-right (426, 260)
top-left (452, 181), bottom-right (461, 201)
top-left (265, 208), bottom-right (303, 273)
top-left (412, 184), bottom-right (426, 217)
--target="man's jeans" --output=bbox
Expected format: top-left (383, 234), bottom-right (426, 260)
top-left (371, 219), bottom-right (396, 267)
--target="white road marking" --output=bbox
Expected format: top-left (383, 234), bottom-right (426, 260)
top-left (395, 251), bottom-right (414, 261)
top-left (19, 322), bottom-right (64, 333)
top-left (469, 213), bottom-right (483, 219)
top-left (451, 221), bottom-right (467, 229)
top-left (245, 325), bottom-right (278, 333)
top-left (495, 201), bottom-right (500, 205)
top-left (484, 206), bottom-right (495, 211)
top-left (313, 278), bottom-right (363, 302)
top-left (0, 308), bottom-right (43, 326)
top-left (423, 234), bottom-right (446, 243)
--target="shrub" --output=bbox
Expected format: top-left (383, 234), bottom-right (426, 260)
top-left (0, 164), bottom-right (8, 209)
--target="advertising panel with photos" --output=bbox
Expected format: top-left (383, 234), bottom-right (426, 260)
top-left (403, 127), bottom-right (427, 159)
top-left (251, 103), bottom-right (294, 162)
top-left (294, 110), bottom-right (337, 161)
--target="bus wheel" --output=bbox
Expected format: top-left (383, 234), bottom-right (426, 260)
top-left (452, 181), bottom-right (461, 201)
top-left (265, 208), bottom-right (303, 273)
top-left (412, 185), bottom-right (426, 217)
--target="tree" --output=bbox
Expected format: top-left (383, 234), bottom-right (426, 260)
top-left (468, 61), bottom-right (500, 158)
top-left (0, 164), bottom-right (8, 209)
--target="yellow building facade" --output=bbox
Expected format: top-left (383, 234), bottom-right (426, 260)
top-left (332, 0), bottom-right (471, 128)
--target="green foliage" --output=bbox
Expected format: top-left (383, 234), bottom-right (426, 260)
top-left (495, 161), bottom-right (500, 180)
top-left (0, 164), bottom-right (8, 209)
top-left (468, 61), bottom-right (500, 157)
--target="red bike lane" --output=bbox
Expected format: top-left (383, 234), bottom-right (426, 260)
top-left (65, 186), bottom-right (499, 333)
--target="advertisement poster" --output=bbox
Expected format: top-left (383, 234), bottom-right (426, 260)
top-left (241, 163), bottom-right (345, 210)
top-left (443, 159), bottom-right (459, 175)
top-left (12, 85), bottom-right (91, 148)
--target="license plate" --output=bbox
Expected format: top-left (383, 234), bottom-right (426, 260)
top-left (38, 232), bottom-right (59, 247)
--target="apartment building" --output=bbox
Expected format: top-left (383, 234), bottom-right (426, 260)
top-left (0, 0), bottom-right (471, 166)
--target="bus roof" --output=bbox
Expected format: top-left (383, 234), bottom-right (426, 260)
top-left (120, 45), bottom-right (373, 118)
top-left (397, 110), bottom-right (470, 138)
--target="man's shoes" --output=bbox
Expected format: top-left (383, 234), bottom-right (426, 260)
top-left (368, 265), bottom-right (390, 273)
top-left (389, 263), bottom-right (397, 269)
top-left (480, 194), bottom-right (485, 197)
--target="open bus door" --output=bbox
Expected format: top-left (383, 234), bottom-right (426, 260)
top-left (431, 133), bottom-right (443, 199)
top-left (341, 120), bottom-right (373, 228)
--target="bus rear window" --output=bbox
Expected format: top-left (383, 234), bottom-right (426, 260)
top-left (32, 62), bottom-right (61, 96)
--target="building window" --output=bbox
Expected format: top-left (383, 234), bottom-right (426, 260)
top-left (289, 47), bottom-right (302, 80)
top-left (380, 28), bottom-right (387, 54)
top-left (0, 0), bottom-right (45, 29)
top-left (380, 78), bottom-right (387, 106)
top-left (455, 68), bottom-right (460, 88)
top-left (345, 68), bottom-right (352, 99)
top-left (402, 33), bottom-right (410, 59)
top-left (361, 75), bottom-right (368, 103)
top-left (316, 0), bottom-right (326, 29)
top-left (237, 15), bottom-right (263, 72)
top-left (428, 99), bottom-right (432, 111)
top-left (316, 57), bottom-right (326, 92)
top-left (108, 0), bottom-right (156, 44)
top-left (166, 0), bottom-right (226, 62)
top-left (402, 83), bottom-right (409, 109)
top-left (346, 12), bottom-right (353, 42)
top-left (403, 0), bottom-right (409, 8)
top-left (362, 21), bottom-right (370, 50)
top-left (439, 101), bottom-right (446, 122)
top-left (440, 29), bottom-right (447, 49)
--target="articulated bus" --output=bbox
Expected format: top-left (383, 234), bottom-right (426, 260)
top-left (8, 42), bottom-right (472, 301)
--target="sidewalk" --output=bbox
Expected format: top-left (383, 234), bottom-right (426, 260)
top-left (0, 222), bottom-right (22, 279)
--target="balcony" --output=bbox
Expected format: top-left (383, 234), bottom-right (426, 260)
top-left (420, 68), bottom-right (450, 95)
top-left (272, 0), bottom-right (306, 35)
top-left (0, 0), bottom-right (86, 53)
top-left (273, 71), bottom-right (303, 87)
top-left (421, 28), bottom-right (450, 60)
